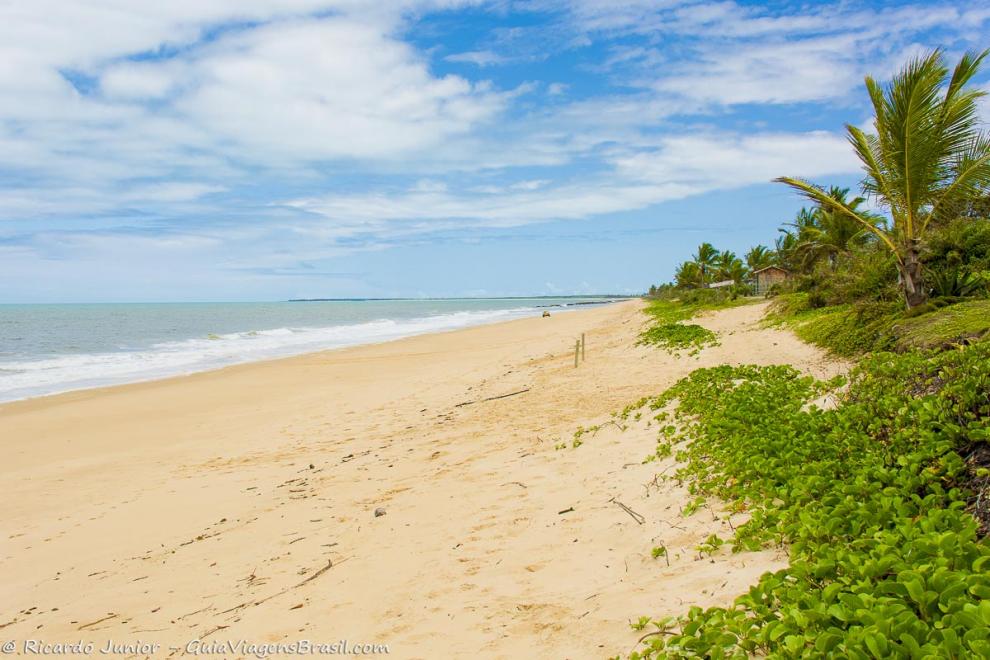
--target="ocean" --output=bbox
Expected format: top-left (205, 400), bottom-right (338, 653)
top-left (0, 298), bottom-right (620, 403)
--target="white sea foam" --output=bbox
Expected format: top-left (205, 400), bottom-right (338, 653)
top-left (0, 306), bottom-right (549, 402)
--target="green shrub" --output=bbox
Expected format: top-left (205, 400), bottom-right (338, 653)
top-left (677, 288), bottom-right (735, 307)
top-left (639, 323), bottom-right (719, 355)
top-left (927, 266), bottom-right (989, 299)
top-left (643, 291), bottom-right (751, 324)
top-left (806, 289), bottom-right (829, 309)
top-left (630, 344), bottom-right (990, 659)
top-left (640, 294), bottom-right (749, 354)
top-left (646, 283), bottom-right (679, 300)
top-left (925, 218), bottom-right (990, 277)
top-left (830, 245), bottom-right (899, 304)
top-left (785, 244), bottom-right (898, 311)
top-left (766, 292), bottom-right (812, 317)
top-left (765, 281), bottom-right (789, 298)
top-left (643, 299), bottom-right (699, 324)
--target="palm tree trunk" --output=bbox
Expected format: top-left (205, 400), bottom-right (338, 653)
top-left (898, 240), bottom-right (927, 309)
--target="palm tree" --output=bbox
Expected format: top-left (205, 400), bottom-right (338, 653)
top-left (775, 227), bottom-right (800, 272)
top-left (674, 261), bottom-right (704, 288)
top-left (726, 258), bottom-right (748, 284)
top-left (745, 245), bottom-right (774, 271)
top-left (782, 207), bottom-right (822, 273)
top-left (776, 49), bottom-right (990, 308)
top-left (691, 242), bottom-right (719, 284)
top-left (714, 250), bottom-right (745, 282)
top-left (792, 187), bottom-right (881, 269)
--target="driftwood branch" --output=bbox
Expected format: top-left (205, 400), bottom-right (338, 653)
top-left (77, 613), bottom-right (118, 630)
top-left (455, 388), bottom-right (531, 408)
top-left (610, 497), bottom-right (646, 525)
top-left (200, 624), bottom-right (229, 639)
top-left (296, 559), bottom-right (334, 587)
top-left (219, 557), bottom-right (344, 615)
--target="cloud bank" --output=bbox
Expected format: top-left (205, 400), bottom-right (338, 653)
top-left (0, 0), bottom-right (987, 299)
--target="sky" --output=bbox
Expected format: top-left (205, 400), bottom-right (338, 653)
top-left (1, 1), bottom-right (989, 302)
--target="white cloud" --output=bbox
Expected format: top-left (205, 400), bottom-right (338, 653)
top-left (2, 0), bottom-right (989, 289)
top-left (445, 49), bottom-right (506, 66)
top-left (0, 1), bottom-right (507, 203)
top-left (510, 179), bottom-right (550, 191)
top-left (123, 182), bottom-right (227, 203)
top-left (652, 35), bottom-right (863, 106)
top-left (286, 180), bottom-right (698, 229)
top-left (614, 131), bottom-right (859, 187)
top-left (284, 129), bottom-right (860, 233)
top-left (172, 18), bottom-right (506, 162)
top-left (0, 181), bottom-right (225, 218)
top-left (412, 179), bottom-right (449, 193)
top-left (535, 1), bottom-right (990, 108)
top-left (101, 62), bottom-right (184, 100)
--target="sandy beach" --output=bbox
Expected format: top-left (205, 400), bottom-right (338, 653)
top-left (1, 300), bottom-right (844, 658)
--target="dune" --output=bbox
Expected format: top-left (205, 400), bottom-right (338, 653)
top-left (0, 300), bottom-right (845, 658)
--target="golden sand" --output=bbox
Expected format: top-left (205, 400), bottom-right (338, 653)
top-left (0, 300), bottom-right (844, 658)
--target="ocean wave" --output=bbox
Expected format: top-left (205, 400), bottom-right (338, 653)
top-left (0, 306), bottom-right (542, 402)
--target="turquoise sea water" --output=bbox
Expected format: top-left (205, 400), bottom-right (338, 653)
top-left (0, 298), bottom-right (619, 402)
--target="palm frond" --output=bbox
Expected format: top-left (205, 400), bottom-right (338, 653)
top-left (846, 124), bottom-right (898, 216)
top-left (925, 135), bottom-right (990, 229)
top-left (774, 176), bottom-right (900, 259)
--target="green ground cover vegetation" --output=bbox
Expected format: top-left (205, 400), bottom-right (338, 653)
top-left (625, 49), bottom-right (990, 658)
top-left (626, 347), bottom-right (990, 658)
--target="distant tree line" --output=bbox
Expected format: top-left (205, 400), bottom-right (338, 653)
top-left (647, 49), bottom-right (990, 312)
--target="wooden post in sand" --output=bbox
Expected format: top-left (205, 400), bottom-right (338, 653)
top-left (581, 333), bottom-right (586, 361)
top-left (574, 340), bottom-right (580, 368)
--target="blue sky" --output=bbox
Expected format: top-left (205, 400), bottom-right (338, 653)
top-left (1, 1), bottom-right (988, 302)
